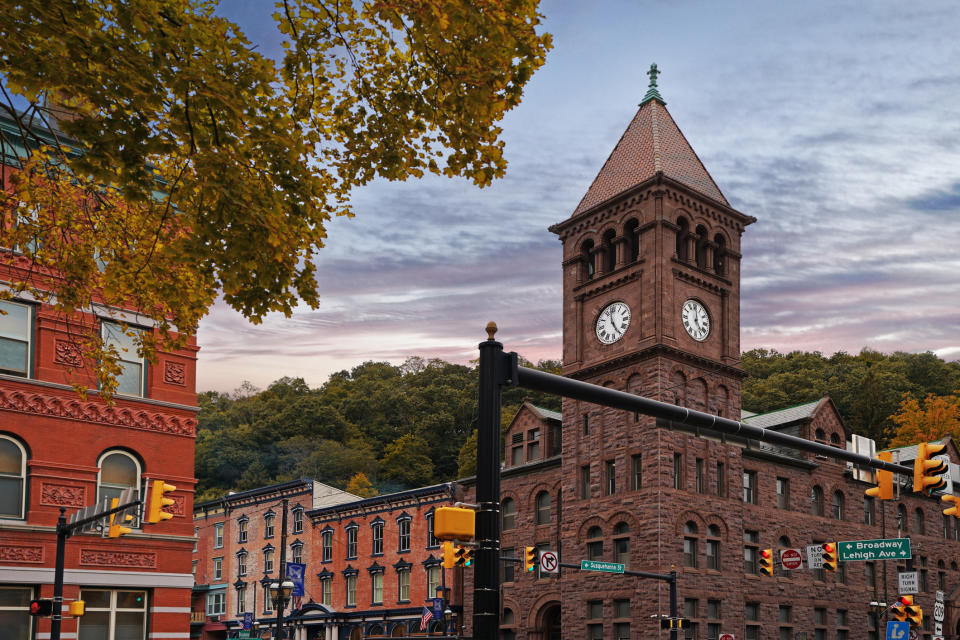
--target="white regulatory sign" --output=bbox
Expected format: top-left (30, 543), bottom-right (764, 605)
top-left (899, 571), bottom-right (919, 595)
top-left (806, 545), bottom-right (824, 569)
top-left (540, 550), bottom-right (559, 574)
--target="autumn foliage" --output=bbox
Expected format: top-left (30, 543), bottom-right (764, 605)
top-left (888, 392), bottom-right (960, 448)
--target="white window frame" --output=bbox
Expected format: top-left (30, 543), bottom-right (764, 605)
top-left (214, 523), bottom-right (224, 548)
top-left (371, 571), bottom-right (383, 604)
top-left (238, 517), bottom-right (248, 543)
top-left (293, 508), bottom-right (303, 534)
top-left (291, 542), bottom-right (303, 564)
top-left (398, 518), bottom-right (411, 552)
top-left (206, 590), bottom-right (226, 615)
top-left (264, 514), bottom-right (275, 538)
top-left (213, 556), bottom-right (223, 581)
top-left (96, 450), bottom-right (141, 527)
top-left (398, 568), bottom-right (410, 601)
top-left (321, 577), bottom-right (332, 605)
top-left (237, 585), bottom-right (247, 615)
top-left (346, 574), bottom-right (357, 607)
top-left (427, 565), bottom-right (440, 598)
top-left (264, 548), bottom-right (274, 573)
top-left (0, 299), bottom-right (32, 378)
top-left (0, 434), bottom-right (27, 519)
top-left (78, 589), bottom-right (148, 639)
top-left (237, 552), bottom-right (247, 577)
top-left (101, 320), bottom-right (146, 397)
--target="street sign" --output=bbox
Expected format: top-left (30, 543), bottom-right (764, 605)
top-left (898, 571), bottom-right (918, 595)
top-left (934, 589), bottom-right (945, 638)
top-left (580, 560), bottom-right (625, 573)
top-left (887, 621), bottom-right (909, 640)
top-left (838, 538), bottom-right (911, 561)
top-left (540, 551), bottom-right (559, 574)
top-left (806, 544), bottom-right (824, 569)
top-left (719, 634), bottom-right (735, 640)
top-left (286, 562), bottom-right (305, 597)
top-left (780, 548), bottom-right (803, 570)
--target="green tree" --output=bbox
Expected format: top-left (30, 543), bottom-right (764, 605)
top-left (379, 433), bottom-right (435, 488)
top-left (0, 1), bottom-right (551, 393)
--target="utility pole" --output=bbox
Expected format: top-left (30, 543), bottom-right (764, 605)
top-left (275, 497), bottom-right (289, 639)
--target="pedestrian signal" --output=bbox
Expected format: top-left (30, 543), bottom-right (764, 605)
top-left (29, 599), bottom-right (53, 616)
top-left (913, 442), bottom-right (948, 495)
top-left (822, 542), bottom-right (837, 572)
top-left (524, 546), bottom-right (538, 572)
top-left (759, 549), bottom-right (774, 576)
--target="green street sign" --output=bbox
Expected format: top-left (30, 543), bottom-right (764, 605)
top-left (837, 538), bottom-right (911, 561)
top-left (581, 560), bottom-right (625, 573)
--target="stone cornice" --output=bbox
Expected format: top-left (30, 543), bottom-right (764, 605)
top-left (568, 343), bottom-right (746, 381)
top-left (573, 265), bottom-right (643, 299)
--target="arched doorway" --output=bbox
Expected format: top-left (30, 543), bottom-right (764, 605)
top-left (540, 604), bottom-right (561, 640)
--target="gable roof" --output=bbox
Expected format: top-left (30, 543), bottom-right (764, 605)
top-left (571, 87), bottom-right (728, 217)
top-left (741, 400), bottom-right (821, 429)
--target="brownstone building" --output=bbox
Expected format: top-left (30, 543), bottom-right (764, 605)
top-left (460, 67), bottom-right (960, 640)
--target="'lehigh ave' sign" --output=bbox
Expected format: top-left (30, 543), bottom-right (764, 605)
top-left (838, 538), bottom-right (911, 561)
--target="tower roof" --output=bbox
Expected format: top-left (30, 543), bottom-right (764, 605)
top-left (572, 64), bottom-right (729, 216)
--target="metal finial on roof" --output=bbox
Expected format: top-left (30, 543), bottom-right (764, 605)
top-left (640, 62), bottom-right (666, 106)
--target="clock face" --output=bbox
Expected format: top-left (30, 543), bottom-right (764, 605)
top-left (681, 299), bottom-right (710, 341)
top-left (595, 301), bottom-right (631, 344)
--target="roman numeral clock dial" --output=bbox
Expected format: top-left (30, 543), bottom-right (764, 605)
top-left (595, 301), bottom-right (631, 345)
top-left (681, 299), bottom-right (711, 342)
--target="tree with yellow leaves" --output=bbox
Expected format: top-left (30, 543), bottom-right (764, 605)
top-left (888, 392), bottom-right (960, 448)
top-left (0, 0), bottom-right (551, 394)
top-left (345, 472), bottom-right (378, 498)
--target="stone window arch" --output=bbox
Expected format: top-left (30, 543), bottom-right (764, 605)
top-left (587, 525), bottom-right (603, 560)
top-left (502, 498), bottom-right (516, 531)
top-left (814, 428), bottom-right (826, 442)
top-left (0, 434), bottom-right (27, 519)
top-left (535, 491), bottom-right (551, 525)
top-left (97, 449), bottom-right (141, 509)
top-left (832, 491), bottom-right (844, 520)
top-left (706, 524), bottom-right (721, 570)
top-left (810, 485), bottom-right (824, 516)
top-left (830, 432), bottom-right (841, 447)
top-left (683, 521), bottom-right (698, 568)
top-left (613, 521), bottom-right (630, 566)
top-left (624, 218), bottom-right (640, 262)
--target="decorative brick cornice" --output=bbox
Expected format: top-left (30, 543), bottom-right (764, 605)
top-left (80, 549), bottom-right (157, 568)
top-left (40, 482), bottom-right (86, 507)
top-left (0, 388), bottom-right (195, 437)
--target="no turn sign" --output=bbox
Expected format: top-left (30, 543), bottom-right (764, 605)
top-left (780, 548), bottom-right (803, 570)
top-left (719, 634), bottom-right (736, 640)
top-left (540, 550), bottom-right (559, 574)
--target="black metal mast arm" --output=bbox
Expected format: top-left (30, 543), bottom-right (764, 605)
top-left (516, 365), bottom-right (909, 476)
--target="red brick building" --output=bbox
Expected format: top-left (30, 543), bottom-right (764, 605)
top-left (0, 115), bottom-right (199, 638)
top-left (191, 479), bottom-right (359, 639)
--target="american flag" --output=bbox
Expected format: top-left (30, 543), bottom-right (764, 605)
top-left (420, 605), bottom-right (434, 631)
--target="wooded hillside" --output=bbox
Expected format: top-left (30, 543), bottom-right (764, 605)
top-left (195, 350), bottom-right (959, 501)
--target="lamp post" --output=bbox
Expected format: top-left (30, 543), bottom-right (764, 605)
top-left (272, 498), bottom-right (290, 639)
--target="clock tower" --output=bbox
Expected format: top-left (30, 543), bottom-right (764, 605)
top-left (548, 65), bottom-right (755, 627)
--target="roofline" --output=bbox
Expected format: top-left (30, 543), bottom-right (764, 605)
top-left (306, 482), bottom-right (456, 519)
top-left (550, 172), bottom-right (756, 236)
top-left (743, 399), bottom-right (822, 420)
top-left (194, 478), bottom-right (315, 510)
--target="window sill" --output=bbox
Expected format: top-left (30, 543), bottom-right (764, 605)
top-left (397, 600), bottom-right (411, 605)
top-left (397, 549), bottom-right (410, 555)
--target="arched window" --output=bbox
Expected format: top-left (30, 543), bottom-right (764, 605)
top-left (624, 219), bottom-right (640, 263)
top-left (502, 608), bottom-right (516, 640)
top-left (350, 628), bottom-right (362, 640)
top-left (587, 525), bottom-right (603, 560)
top-left (683, 521), bottom-right (698, 568)
top-left (502, 498), bottom-right (516, 531)
top-left (97, 450), bottom-right (141, 507)
top-left (535, 491), bottom-right (551, 525)
top-left (694, 225), bottom-right (708, 269)
top-left (897, 504), bottom-right (907, 537)
top-left (832, 491), bottom-right (844, 520)
top-left (613, 522), bottom-right (630, 566)
top-left (706, 524), bottom-right (721, 570)
top-left (0, 435), bottom-right (27, 518)
top-left (602, 229), bottom-right (616, 273)
top-left (676, 217), bottom-right (689, 261)
top-left (914, 508), bottom-right (925, 535)
top-left (830, 433), bottom-right (841, 447)
top-left (810, 486), bottom-right (824, 516)
top-left (814, 428), bottom-right (826, 442)
top-left (391, 622), bottom-right (407, 636)
top-left (951, 561), bottom-right (958, 572)
top-left (581, 240), bottom-right (595, 280)
top-left (712, 234), bottom-right (726, 274)
top-left (368, 624), bottom-right (384, 636)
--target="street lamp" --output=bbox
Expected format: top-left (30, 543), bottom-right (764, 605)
top-left (269, 580), bottom-right (294, 637)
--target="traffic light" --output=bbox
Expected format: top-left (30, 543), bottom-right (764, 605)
top-left (914, 442), bottom-right (948, 495)
top-left (454, 544), bottom-right (473, 568)
top-left (759, 549), bottom-right (774, 576)
top-left (943, 494), bottom-right (960, 517)
top-left (107, 497), bottom-right (134, 538)
top-left (29, 599), bottom-right (53, 616)
top-left (865, 451), bottom-right (894, 500)
top-left (822, 542), bottom-right (837, 572)
top-left (893, 596), bottom-right (909, 622)
top-left (442, 542), bottom-right (458, 569)
top-left (902, 596), bottom-right (922, 627)
top-left (67, 600), bottom-right (85, 616)
top-left (524, 546), bottom-right (538, 573)
top-left (145, 479), bottom-right (176, 524)
top-left (434, 506), bottom-right (475, 541)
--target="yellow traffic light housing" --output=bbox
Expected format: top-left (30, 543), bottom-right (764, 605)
top-left (901, 595), bottom-right (922, 627)
top-left (145, 479), bottom-right (177, 524)
top-left (434, 506), bottom-right (475, 542)
top-left (442, 542), bottom-right (458, 569)
top-left (943, 494), bottom-right (960, 517)
top-left (454, 544), bottom-right (473, 568)
top-left (914, 442), bottom-right (948, 495)
top-left (524, 546), bottom-right (538, 573)
top-left (893, 596), bottom-right (909, 622)
top-left (822, 542), bottom-right (837, 572)
top-left (759, 549), bottom-right (774, 576)
top-left (67, 600), bottom-right (85, 617)
top-left (865, 451), bottom-right (894, 500)
top-left (107, 498), bottom-right (133, 538)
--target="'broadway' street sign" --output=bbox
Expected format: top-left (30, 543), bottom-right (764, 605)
top-left (838, 538), bottom-right (911, 561)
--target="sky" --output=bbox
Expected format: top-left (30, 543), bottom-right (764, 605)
top-left (197, 0), bottom-right (960, 393)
